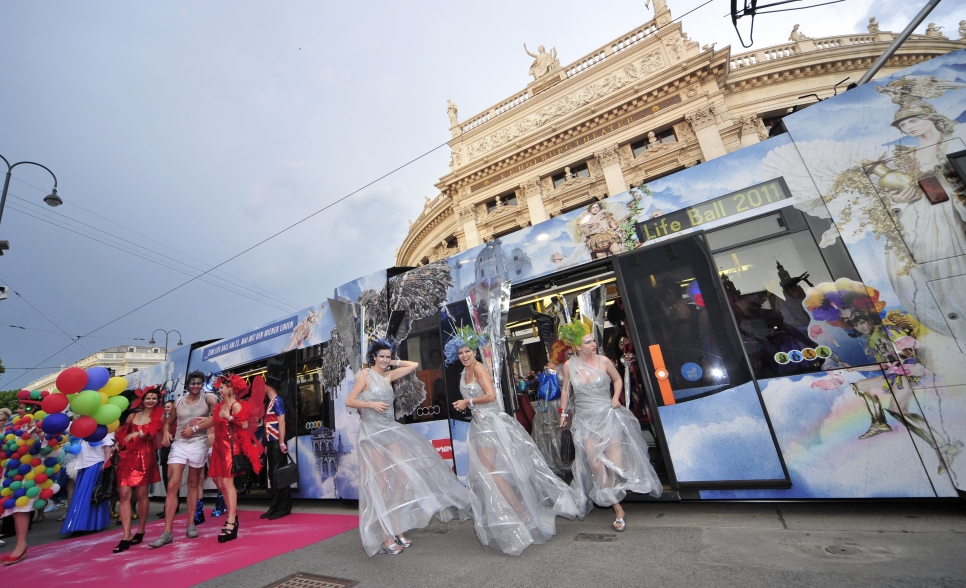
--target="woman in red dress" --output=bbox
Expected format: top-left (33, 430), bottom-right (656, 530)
top-left (209, 374), bottom-right (263, 543)
top-left (113, 387), bottom-right (163, 553)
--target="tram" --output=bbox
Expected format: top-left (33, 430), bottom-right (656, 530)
top-left (129, 50), bottom-right (966, 502)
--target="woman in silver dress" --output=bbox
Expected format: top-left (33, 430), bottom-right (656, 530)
top-left (448, 333), bottom-right (582, 556)
top-left (345, 339), bottom-right (474, 557)
top-left (560, 328), bottom-right (661, 531)
top-left (531, 340), bottom-right (574, 472)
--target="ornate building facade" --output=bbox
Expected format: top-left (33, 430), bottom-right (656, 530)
top-left (25, 345), bottom-right (171, 391)
top-left (396, 4), bottom-right (966, 267)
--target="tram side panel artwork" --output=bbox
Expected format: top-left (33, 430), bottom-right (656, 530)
top-left (782, 49), bottom-right (966, 495)
top-left (124, 344), bottom-right (192, 402)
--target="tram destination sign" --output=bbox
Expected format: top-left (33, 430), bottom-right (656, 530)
top-left (635, 177), bottom-right (792, 242)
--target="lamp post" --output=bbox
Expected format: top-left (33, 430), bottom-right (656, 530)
top-left (149, 329), bottom-right (184, 361)
top-left (0, 154), bottom-right (61, 231)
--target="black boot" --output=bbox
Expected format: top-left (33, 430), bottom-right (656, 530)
top-left (268, 489), bottom-right (291, 520)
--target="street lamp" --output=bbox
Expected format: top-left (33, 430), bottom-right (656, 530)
top-left (0, 154), bottom-right (61, 235)
top-left (149, 329), bottom-right (183, 361)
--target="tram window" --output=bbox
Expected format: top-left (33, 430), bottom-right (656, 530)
top-left (711, 224), bottom-right (834, 379)
top-left (397, 314), bottom-right (447, 423)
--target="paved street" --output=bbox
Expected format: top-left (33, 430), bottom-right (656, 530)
top-left (8, 498), bottom-right (966, 587)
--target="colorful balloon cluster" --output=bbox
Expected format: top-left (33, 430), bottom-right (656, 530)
top-left (1, 405), bottom-right (66, 513)
top-left (54, 366), bottom-right (129, 440)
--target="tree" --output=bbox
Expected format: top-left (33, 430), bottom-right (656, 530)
top-left (0, 358), bottom-right (17, 411)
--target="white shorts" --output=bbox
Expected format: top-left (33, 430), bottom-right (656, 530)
top-left (168, 440), bottom-right (209, 469)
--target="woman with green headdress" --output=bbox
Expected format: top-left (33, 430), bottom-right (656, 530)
top-left (446, 325), bottom-right (583, 556)
top-left (559, 322), bottom-right (661, 532)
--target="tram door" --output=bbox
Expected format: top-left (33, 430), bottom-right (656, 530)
top-left (615, 233), bottom-right (791, 490)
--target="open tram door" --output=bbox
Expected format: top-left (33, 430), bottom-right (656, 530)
top-left (615, 232), bottom-right (792, 490)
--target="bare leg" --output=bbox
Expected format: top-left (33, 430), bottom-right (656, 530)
top-left (118, 486), bottom-right (133, 540)
top-left (223, 476), bottom-right (238, 523)
top-left (135, 487), bottom-right (149, 535)
top-left (10, 511), bottom-right (29, 557)
top-left (477, 446), bottom-right (526, 518)
top-left (163, 463), bottom-right (186, 534)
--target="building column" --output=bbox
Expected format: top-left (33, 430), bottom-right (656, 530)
top-left (739, 115), bottom-right (760, 148)
top-left (456, 206), bottom-right (481, 248)
top-left (594, 144), bottom-right (628, 196)
top-left (521, 178), bottom-right (547, 225)
top-left (686, 106), bottom-right (728, 161)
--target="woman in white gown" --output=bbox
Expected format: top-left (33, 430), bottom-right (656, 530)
top-left (560, 327), bottom-right (662, 531)
top-left (447, 333), bottom-right (583, 556)
top-left (346, 340), bottom-right (474, 556)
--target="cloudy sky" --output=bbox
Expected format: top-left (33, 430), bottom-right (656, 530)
top-left (1, 0), bottom-right (964, 389)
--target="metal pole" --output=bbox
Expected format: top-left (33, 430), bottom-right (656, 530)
top-left (854, 0), bottom-right (942, 87)
top-left (0, 171), bottom-right (11, 227)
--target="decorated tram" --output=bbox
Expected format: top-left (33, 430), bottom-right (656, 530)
top-left (129, 50), bottom-right (966, 502)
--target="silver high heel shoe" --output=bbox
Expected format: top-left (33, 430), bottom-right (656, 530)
top-left (380, 541), bottom-right (404, 555)
top-left (395, 535), bottom-right (412, 548)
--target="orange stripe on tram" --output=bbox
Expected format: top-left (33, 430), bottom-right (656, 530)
top-left (648, 344), bottom-right (675, 406)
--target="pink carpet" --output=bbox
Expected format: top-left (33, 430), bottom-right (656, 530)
top-left (11, 511), bottom-right (359, 587)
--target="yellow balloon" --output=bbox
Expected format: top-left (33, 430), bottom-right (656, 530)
top-left (41, 480), bottom-right (54, 489)
top-left (34, 411), bottom-right (47, 420)
top-left (106, 420), bottom-right (120, 433)
top-left (34, 464), bottom-right (45, 474)
top-left (15, 496), bottom-right (29, 507)
top-left (24, 471), bottom-right (36, 480)
top-left (53, 464), bottom-right (61, 473)
top-left (99, 391), bottom-right (110, 406)
top-left (1, 488), bottom-right (12, 497)
top-left (101, 376), bottom-right (128, 397)
top-left (19, 455), bottom-right (31, 465)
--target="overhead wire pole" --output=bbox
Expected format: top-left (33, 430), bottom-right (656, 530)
top-left (854, 0), bottom-right (942, 87)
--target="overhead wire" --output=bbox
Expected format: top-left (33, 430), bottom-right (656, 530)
top-left (7, 191), bottom-right (301, 311)
top-left (9, 175), bottom-right (302, 307)
top-left (0, 276), bottom-right (93, 355)
top-left (4, 200), bottom-right (296, 313)
top-left (4, 0), bottom-right (726, 388)
top-left (5, 324), bottom-right (147, 340)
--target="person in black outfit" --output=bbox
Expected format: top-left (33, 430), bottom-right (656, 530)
top-left (261, 374), bottom-right (292, 520)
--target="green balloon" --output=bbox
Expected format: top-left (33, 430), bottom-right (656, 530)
top-left (107, 395), bottom-right (130, 412)
top-left (92, 404), bottom-right (122, 426)
top-left (25, 486), bottom-right (40, 498)
top-left (33, 499), bottom-right (47, 511)
top-left (23, 480), bottom-right (35, 489)
top-left (70, 390), bottom-right (103, 416)
top-left (10, 481), bottom-right (22, 491)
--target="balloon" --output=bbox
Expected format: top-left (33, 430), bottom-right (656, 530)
top-left (106, 421), bottom-right (120, 434)
top-left (69, 416), bottom-right (97, 439)
top-left (41, 413), bottom-right (70, 435)
top-left (29, 390), bottom-right (41, 401)
top-left (15, 496), bottom-right (29, 507)
top-left (68, 444), bottom-right (82, 455)
top-left (33, 498), bottom-right (47, 510)
top-left (25, 486), bottom-right (39, 498)
top-left (100, 377), bottom-right (127, 397)
top-left (84, 367), bottom-right (111, 392)
top-left (98, 391), bottom-right (109, 406)
top-left (41, 393), bottom-right (69, 415)
top-left (17, 390), bottom-right (29, 400)
top-left (70, 391), bottom-right (102, 416)
top-left (56, 367), bottom-right (88, 395)
top-left (107, 396), bottom-right (129, 412)
top-left (84, 425), bottom-right (108, 443)
top-left (92, 404), bottom-right (121, 426)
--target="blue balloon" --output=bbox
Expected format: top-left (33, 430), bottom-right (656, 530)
top-left (1, 478), bottom-right (10, 487)
top-left (3, 498), bottom-right (15, 510)
top-left (68, 443), bottom-right (82, 455)
top-left (85, 367), bottom-right (111, 391)
top-left (41, 412), bottom-right (70, 435)
top-left (13, 488), bottom-right (25, 498)
top-left (84, 425), bottom-right (108, 443)
top-left (17, 464), bottom-right (31, 475)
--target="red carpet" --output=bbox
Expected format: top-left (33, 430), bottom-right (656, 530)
top-left (13, 511), bottom-right (358, 587)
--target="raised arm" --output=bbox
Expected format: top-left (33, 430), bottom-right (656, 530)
top-left (387, 359), bottom-right (419, 382)
top-left (524, 43), bottom-right (538, 58)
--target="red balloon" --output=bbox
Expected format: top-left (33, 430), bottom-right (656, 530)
top-left (34, 474), bottom-right (48, 485)
top-left (41, 393), bottom-right (69, 415)
top-left (30, 458), bottom-right (42, 467)
top-left (39, 489), bottom-right (53, 499)
top-left (17, 390), bottom-right (30, 400)
top-left (56, 367), bottom-right (88, 395)
top-left (70, 416), bottom-right (97, 439)
top-left (40, 390), bottom-right (50, 398)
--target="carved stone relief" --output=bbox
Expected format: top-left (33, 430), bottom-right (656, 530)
top-left (587, 157), bottom-right (603, 179)
top-left (466, 50), bottom-right (666, 160)
top-left (673, 120), bottom-right (696, 143)
top-left (455, 205), bottom-right (477, 224)
top-left (594, 144), bottom-right (622, 168)
top-left (521, 178), bottom-right (542, 198)
top-left (740, 115), bottom-right (758, 139)
top-left (755, 117), bottom-right (770, 141)
top-left (663, 35), bottom-right (684, 62)
top-left (685, 105), bottom-right (716, 131)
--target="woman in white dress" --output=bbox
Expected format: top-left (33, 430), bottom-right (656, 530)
top-left (560, 326), bottom-right (662, 531)
top-left (345, 339), bottom-right (474, 557)
top-left (447, 333), bottom-right (582, 556)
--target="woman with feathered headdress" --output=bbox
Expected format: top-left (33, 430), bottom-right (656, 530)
top-left (112, 386), bottom-right (164, 553)
top-left (558, 322), bottom-right (662, 531)
top-left (207, 373), bottom-right (264, 543)
top-left (447, 326), bottom-right (582, 556)
top-left (345, 338), bottom-right (474, 557)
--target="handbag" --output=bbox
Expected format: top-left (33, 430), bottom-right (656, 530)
top-left (91, 453), bottom-right (117, 505)
top-left (536, 371), bottom-right (561, 402)
top-left (229, 423), bottom-right (253, 475)
top-left (274, 451), bottom-right (300, 488)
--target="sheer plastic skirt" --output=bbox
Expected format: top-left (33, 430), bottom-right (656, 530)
top-left (467, 409), bottom-right (583, 556)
